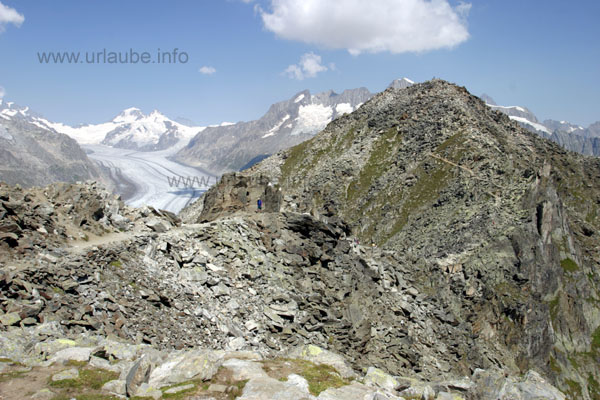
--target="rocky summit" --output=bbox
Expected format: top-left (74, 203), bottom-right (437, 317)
top-left (0, 80), bottom-right (598, 400)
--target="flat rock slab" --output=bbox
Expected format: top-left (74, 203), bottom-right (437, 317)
top-left (48, 347), bottom-right (94, 364)
top-left (149, 349), bottom-right (222, 388)
top-left (238, 376), bottom-right (315, 400)
top-left (51, 368), bottom-right (79, 381)
top-left (222, 358), bottom-right (269, 381)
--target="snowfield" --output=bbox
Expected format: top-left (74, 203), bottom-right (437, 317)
top-left (86, 143), bottom-right (215, 213)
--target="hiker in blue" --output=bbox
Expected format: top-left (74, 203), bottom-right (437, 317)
top-left (257, 198), bottom-right (262, 211)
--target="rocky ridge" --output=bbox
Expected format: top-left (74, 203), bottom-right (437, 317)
top-left (186, 80), bottom-right (600, 398)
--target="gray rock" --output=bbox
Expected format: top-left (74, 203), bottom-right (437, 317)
top-left (51, 368), bottom-right (79, 381)
top-left (48, 347), bottom-right (94, 364)
top-left (148, 349), bottom-right (222, 388)
top-left (102, 379), bottom-right (127, 396)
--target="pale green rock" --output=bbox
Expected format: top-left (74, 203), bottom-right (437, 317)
top-left (317, 383), bottom-right (377, 400)
top-left (288, 345), bottom-right (355, 379)
top-left (102, 379), bottom-right (127, 395)
top-left (30, 388), bottom-right (56, 399)
top-left (222, 358), bottom-right (269, 381)
top-left (0, 312), bottom-right (21, 326)
top-left (52, 367), bottom-right (79, 381)
top-left (364, 367), bottom-right (399, 391)
top-left (148, 349), bottom-right (222, 389)
top-left (238, 376), bottom-right (315, 400)
top-left (48, 346), bottom-right (94, 364)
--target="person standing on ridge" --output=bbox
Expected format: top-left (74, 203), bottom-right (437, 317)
top-left (257, 198), bottom-right (262, 211)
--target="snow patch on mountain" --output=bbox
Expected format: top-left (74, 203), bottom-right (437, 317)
top-left (292, 104), bottom-right (333, 136)
top-left (509, 116), bottom-right (550, 134)
top-left (294, 94), bottom-right (305, 103)
top-left (487, 104), bottom-right (526, 113)
top-left (335, 103), bottom-right (353, 115)
top-left (262, 114), bottom-right (290, 138)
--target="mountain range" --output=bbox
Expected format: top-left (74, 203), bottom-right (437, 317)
top-left (173, 79), bottom-right (404, 174)
top-left (35, 107), bottom-right (204, 151)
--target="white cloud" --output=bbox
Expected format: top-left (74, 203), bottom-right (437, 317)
top-left (284, 52), bottom-right (329, 80)
top-left (199, 66), bottom-right (217, 75)
top-left (0, 86), bottom-right (5, 99)
top-left (0, 1), bottom-right (24, 33)
top-left (260, 0), bottom-right (470, 55)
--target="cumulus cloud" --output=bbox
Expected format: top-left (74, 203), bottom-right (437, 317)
top-left (199, 66), bottom-right (217, 75)
top-left (0, 1), bottom-right (24, 33)
top-left (260, 0), bottom-right (470, 55)
top-left (284, 52), bottom-right (331, 80)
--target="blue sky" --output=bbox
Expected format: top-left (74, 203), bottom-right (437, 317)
top-left (0, 0), bottom-right (598, 127)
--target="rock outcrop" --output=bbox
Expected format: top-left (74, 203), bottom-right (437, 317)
top-left (0, 112), bottom-right (106, 188)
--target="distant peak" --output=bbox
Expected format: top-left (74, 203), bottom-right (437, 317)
top-left (113, 107), bottom-right (145, 123)
top-left (388, 77), bottom-right (415, 89)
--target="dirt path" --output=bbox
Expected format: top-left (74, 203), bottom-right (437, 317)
top-left (67, 231), bottom-right (135, 254)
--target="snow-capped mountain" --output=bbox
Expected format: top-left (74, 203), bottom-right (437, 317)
top-left (543, 119), bottom-right (586, 135)
top-left (99, 108), bottom-right (204, 151)
top-left (176, 78), bottom-right (416, 173)
top-left (388, 77), bottom-right (415, 90)
top-left (480, 94), bottom-right (600, 156)
top-left (1, 102), bottom-right (205, 151)
top-left (51, 108), bottom-right (204, 151)
top-left (480, 94), bottom-right (550, 134)
top-left (175, 82), bottom-right (386, 173)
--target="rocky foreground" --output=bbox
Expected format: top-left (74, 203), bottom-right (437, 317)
top-left (0, 181), bottom-right (566, 399)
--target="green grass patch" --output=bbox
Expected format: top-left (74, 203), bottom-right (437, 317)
top-left (109, 260), bottom-right (122, 268)
top-left (592, 326), bottom-right (600, 354)
top-left (549, 294), bottom-right (560, 323)
top-left (560, 258), bottom-right (579, 273)
top-left (0, 370), bottom-right (29, 382)
top-left (49, 368), bottom-right (119, 390)
top-left (564, 378), bottom-right (582, 399)
top-left (549, 356), bottom-right (561, 373)
top-left (261, 358), bottom-right (350, 396)
top-left (65, 360), bottom-right (89, 368)
top-left (299, 361), bottom-right (348, 395)
top-left (588, 374), bottom-right (600, 399)
top-left (228, 379), bottom-right (248, 399)
top-left (51, 395), bottom-right (121, 400)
